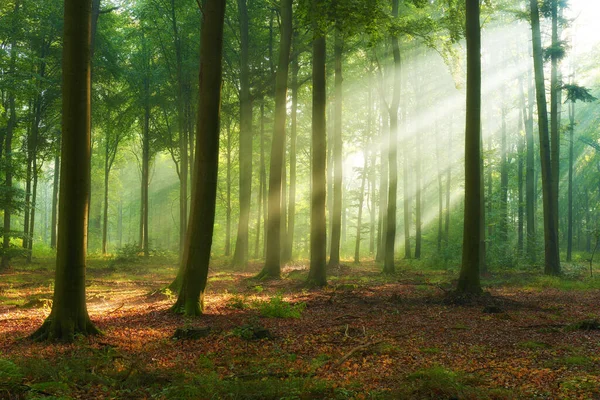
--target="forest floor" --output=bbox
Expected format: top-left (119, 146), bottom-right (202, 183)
top-left (1, 256), bottom-right (600, 399)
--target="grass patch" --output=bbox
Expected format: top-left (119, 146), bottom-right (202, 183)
top-left (518, 340), bottom-right (551, 350)
top-left (256, 295), bottom-right (306, 319)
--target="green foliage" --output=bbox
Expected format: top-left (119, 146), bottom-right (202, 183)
top-left (0, 358), bottom-right (23, 391)
top-left (112, 243), bottom-right (142, 264)
top-left (226, 294), bottom-right (248, 310)
top-left (563, 84), bottom-right (598, 104)
top-left (257, 294), bottom-right (306, 319)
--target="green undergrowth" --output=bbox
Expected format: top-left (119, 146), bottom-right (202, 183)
top-left (396, 366), bottom-right (519, 399)
top-left (226, 294), bottom-right (306, 319)
top-left (1, 349), bottom-right (380, 400)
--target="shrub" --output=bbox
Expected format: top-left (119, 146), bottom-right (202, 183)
top-left (257, 295), bottom-right (306, 319)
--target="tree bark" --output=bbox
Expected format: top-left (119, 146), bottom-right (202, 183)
top-left (171, 0), bottom-right (225, 316)
top-left (50, 150), bottom-right (60, 249)
top-left (284, 53), bottom-right (299, 262)
top-left (232, 0), bottom-right (253, 267)
top-left (457, 0), bottom-right (482, 294)
top-left (354, 147), bottom-right (368, 263)
top-left (307, 0), bottom-right (327, 287)
top-left (530, 0), bottom-right (561, 275)
top-left (383, 0), bottom-right (400, 274)
top-left (258, 0), bottom-right (292, 279)
top-left (329, 28), bottom-right (343, 269)
top-left (2, 0), bottom-right (20, 270)
top-left (566, 95), bottom-right (575, 261)
top-left (30, 0), bottom-right (99, 341)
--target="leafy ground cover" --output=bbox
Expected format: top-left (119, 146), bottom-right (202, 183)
top-left (1, 257), bottom-right (599, 399)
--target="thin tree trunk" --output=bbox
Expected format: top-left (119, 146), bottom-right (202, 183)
top-left (500, 104), bottom-right (508, 245)
top-left (232, 0), bottom-right (253, 267)
top-left (329, 28), bottom-right (343, 269)
top-left (307, 0), bottom-right (327, 286)
top-left (1, 0), bottom-right (19, 270)
top-left (102, 112), bottom-right (111, 255)
top-left (354, 147), bottom-right (368, 263)
top-left (284, 54), bottom-right (299, 262)
top-left (530, 0), bottom-right (561, 275)
top-left (518, 108), bottom-right (525, 255)
top-left (258, 0), bottom-right (292, 279)
top-left (225, 121), bottom-right (232, 257)
top-left (384, 0), bottom-right (400, 274)
top-left (50, 150), bottom-right (60, 249)
top-left (376, 94), bottom-right (388, 262)
top-left (550, 0), bottom-right (560, 237)
top-left (566, 97), bottom-right (574, 261)
top-left (254, 102), bottom-right (266, 259)
top-left (525, 71), bottom-right (536, 263)
top-left (27, 160), bottom-right (39, 262)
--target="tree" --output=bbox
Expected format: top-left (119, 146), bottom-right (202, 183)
top-left (329, 26), bottom-right (343, 269)
top-left (30, 0), bottom-right (100, 341)
top-left (563, 83), bottom-right (596, 261)
top-left (171, 0), bottom-right (226, 316)
top-left (456, 0), bottom-right (482, 294)
top-left (231, 0), bottom-right (253, 268)
top-left (529, 0), bottom-right (560, 276)
top-left (307, 0), bottom-right (327, 287)
top-left (257, 0), bottom-right (293, 279)
top-left (383, 0), bottom-right (401, 274)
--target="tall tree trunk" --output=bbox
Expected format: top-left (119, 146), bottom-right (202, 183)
top-left (170, 0), bottom-right (226, 316)
top-left (329, 28), bottom-right (343, 268)
top-left (517, 108), bottom-right (525, 255)
top-left (1, 0), bottom-right (19, 270)
top-left (354, 147), bottom-right (368, 263)
top-left (225, 122), bottom-right (232, 256)
top-left (500, 104), bottom-right (508, 246)
top-left (258, 0), bottom-right (292, 279)
top-left (550, 0), bottom-right (560, 238)
top-left (402, 105), bottom-right (411, 260)
top-left (31, 0), bottom-right (99, 341)
top-left (445, 125), bottom-right (452, 243)
top-left (102, 112), bottom-right (111, 255)
top-left (254, 102), bottom-right (266, 258)
top-left (50, 150), bottom-right (60, 249)
top-left (117, 200), bottom-right (122, 248)
top-left (307, 0), bottom-right (327, 286)
top-left (530, 0), bottom-right (561, 275)
top-left (376, 94), bottom-right (388, 262)
top-left (171, 0), bottom-right (188, 260)
top-left (368, 91), bottom-right (376, 255)
top-left (525, 72), bottom-right (536, 263)
top-left (384, 0), bottom-right (400, 274)
top-left (232, 0), bottom-right (253, 267)
top-left (284, 54), bottom-right (299, 262)
top-left (457, 0), bottom-right (482, 294)
top-left (566, 96), bottom-right (575, 261)
top-left (436, 124), bottom-right (443, 252)
top-left (27, 160), bottom-right (39, 262)
top-left (415, 105), bottom-right (422, 260)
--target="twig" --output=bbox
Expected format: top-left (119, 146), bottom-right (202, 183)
top-left (332, 340), bottom-right (384, 368)
top-left (108, 303), bottom-right (125, 314)
top-left (333, 314), bottom-right (361, 320)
